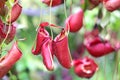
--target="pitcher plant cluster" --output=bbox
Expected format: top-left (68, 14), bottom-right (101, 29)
top-left (0, 0), bottom-right (120, 79)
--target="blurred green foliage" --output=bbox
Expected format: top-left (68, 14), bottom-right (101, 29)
top-left (1, 0), bottom-right (120, 80)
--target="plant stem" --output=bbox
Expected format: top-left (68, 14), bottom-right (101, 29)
top-left (49, 0), bottom-right (53, 39)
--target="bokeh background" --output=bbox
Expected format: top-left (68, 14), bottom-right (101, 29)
top-left (2, 0), bottom-right (120, 80)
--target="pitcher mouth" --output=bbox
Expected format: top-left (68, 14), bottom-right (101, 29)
top-left (61, 0), bottom-right (65, 3)
top-left (0, 56), bottom-right (6, 63)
